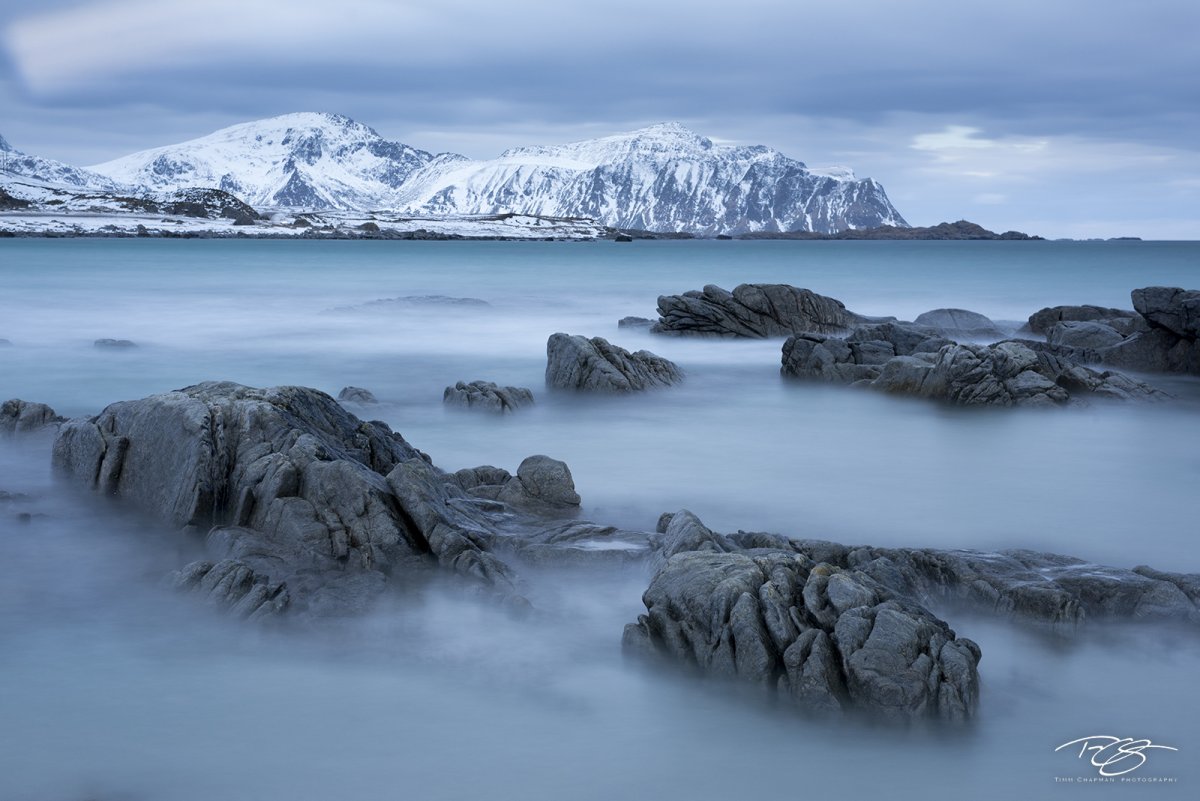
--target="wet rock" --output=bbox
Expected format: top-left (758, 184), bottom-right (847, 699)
top-left (782, 329), bottom-right (1167, 407)
top-left (912, 308), bottom-right (1003, 339)
top-left (1027, 304), bottom-right (1140, 336)
top-left (545, 333), bottom-right (683, 392)
top-left (495, 455), bottom-right (581, 514)
top-left (51, 381), bottom-right (522, 614)
top-left (337, 386), bottom-right (378, 404)
top-left (1, 399), bottom-right (65, 435)
top-left (652, 283), bottom-right (862, 338)
top-left (443, 380), bottom-right (534, 413)
top-left (94, 338), bottom-right (136, 348)
top-left (625, 511), bottom-right (981, 722)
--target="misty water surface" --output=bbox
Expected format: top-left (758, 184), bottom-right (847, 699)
top-left (1, 239), bottom-right (1197, 799)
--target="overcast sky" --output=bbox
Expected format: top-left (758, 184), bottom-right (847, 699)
top-left (2, 0), bottom-right (1198, 238)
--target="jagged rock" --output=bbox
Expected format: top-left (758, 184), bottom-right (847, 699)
top-left (624, 511), bottom-right (981, 722)
top-left (1132, 286), bottom-right (1200, 339)
top-left (652, 283), bottom-right (862, 338)
top-left (912, 308), bottom-right (1003, 339)
top-left (545, 333), bottom-right (682, 392)
top-left (782, 328), bottom-right (1167, 406)
top-left (1028, 288), bottom-right (1200, 375)
top-left (443, 380), bottom-right (534, 413)
top-left (170, 558), bottom-right (290, 619)
top-left (94, 338), bottom-right (136, 348)
top-left (51, 381), bottom-right (525, 615)
top-left (337, 386), bottom-right (378, 404)
top-left (1, 399), bottom-right (65, 434)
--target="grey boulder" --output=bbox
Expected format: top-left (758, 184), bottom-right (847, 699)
top-left (456, 455), bottom-right (580, 515)
top-left (912, 308), bottom-right (1003, 339)
top-left (545, 333), bottom-right (682, 392)
top-left (337, 386), bottom-right (378, 404)
top-left (443, 380), bottom-right (534, 413)
top-left (1, 399), bottom-right (65, 435)
top-left (652, 283), bottom-right (862, 338)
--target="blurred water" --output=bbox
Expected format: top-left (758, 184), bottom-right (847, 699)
top-left (1, 239), bottom-right (1198, 799)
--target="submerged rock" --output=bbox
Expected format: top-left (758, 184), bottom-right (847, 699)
top-left (618, 316), bottom-right (654, 329)
top-left (337, 386), bottom-right (378, 404)
top-left (443, 380), bottom-right (534, 413)
top-left (1, 399), bottom-right (65, 435)
top-left (94, 338), bottom-right (136, 348)
top-left (545, 333), bottom-right (683, 392)
top-left (652, 283), bottom-right (862, 338)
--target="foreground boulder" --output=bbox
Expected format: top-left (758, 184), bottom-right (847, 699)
top-left (1025, 287), bottom-right (1200, 375)
top-left (546, 333), bottom-right (683, 392)
top-left (623, 511), bottom-right (981, 722)
top-left (782, 325), bottom-right (1167, 406)
top-left (443, 380), bottom-right (534, 413)
top-left (1, 399), bottom-right (64, 434)
top-left (652, 284), bottom-right (863, 338)
top-left (52, 382), bottom-right (522, 616)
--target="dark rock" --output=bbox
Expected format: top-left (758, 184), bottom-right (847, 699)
top-left (94, 338), bottom-right (136, 348)
top-left (495, 455), bottom-right (581, 514)
top-left (617, 316), bottom-right (654, 329)
top-left (625, 511), bottom-right (981, 722)
top-left (652, 283), bottom-right (862, 338)
top-left (170, 558), bottom-right (290, 619)
top-left (337, 386), bottom-right (378, 404)
top-left (1028, 304), bottom-right (1139, 336)
top-left (357, 222), bottom-right (381, 233)
top-left (782, 328), bottom-right (1167, 407)
top-left (1132, 286), bottom-right (1200, 339)
top-left (1, 399), bottom-right (65, 434)
top-left (51, 382), bottom-right (520, 614)
top-left (912, 308), bottom-right (1003, 339)
top-left (1046, 321), bottom-right (1126, 350)
top-left (443, 380), bottom-right (534, 413)
top-left (545, 333), bottom-right (683, 392)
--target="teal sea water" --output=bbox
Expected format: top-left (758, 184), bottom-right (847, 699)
top-left (1, 239), bottom-right (1198, 800)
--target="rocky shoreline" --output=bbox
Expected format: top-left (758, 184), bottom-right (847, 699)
top-left (3, 279), bottom-right (1198, 727)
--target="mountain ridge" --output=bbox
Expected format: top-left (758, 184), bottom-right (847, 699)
top-left (4, 113), bottom-right (908, 234)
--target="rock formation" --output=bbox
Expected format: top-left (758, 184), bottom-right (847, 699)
top-left (337, 386), bottom-right (378, 404)
top-left (652, 284), bottom-right (862, 338)
top-left (1, 399), bottom-right (64, 434)
top-left (443, 380), bottom-right (534, 413)
top-left (545, 333), bottom-right (683, 392)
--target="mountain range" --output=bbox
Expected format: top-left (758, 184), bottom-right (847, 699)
top-left (1, 113), bottom-right (908, 235)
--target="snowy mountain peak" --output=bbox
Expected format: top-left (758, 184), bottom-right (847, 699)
top-left (88, 112), bottom-right (435, 210)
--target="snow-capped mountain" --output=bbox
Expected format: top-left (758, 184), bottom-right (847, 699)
top-left (88, 112), bottom-right (438, 210)
top-left (7, 113), bottom-right (907, 234)
top-left (0, 134), bottom-right (123, 191)
top-left (394, 122), bottom-right (906, 233)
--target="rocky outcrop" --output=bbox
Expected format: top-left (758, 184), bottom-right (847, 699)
top-left (1025, 288), bottom-right (1200, 375)
top-left (912, 308), bottom-right (1003, 339)
top-left (781, 325), bottom-right (1167, 406)
top-left (623, 511), bottom-right (981, 722)
top-left (455, 455), bottom-right (580, 515)
top-left (1, 399), bottom-right (65, 434)
top-left (170, 558), bottom-right (290, 619)
top-left (51, 382), bottom-right (525, 615)
top-left (652, 284), bottom-right (862, 338)
top-left (443, 380), bottom-right (534, 413)
top-left (625, 510), bottom-right (1200, 722)
top-left (545, 334), bottom-right (683, 392)
top-left (337, 386), bottom-right (378, 404)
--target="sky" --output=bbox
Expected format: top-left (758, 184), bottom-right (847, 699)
top-left (1, 0), bottom-right (1198, 238)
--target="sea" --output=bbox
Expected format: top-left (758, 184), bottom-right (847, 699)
top-left (1, 238), bottom-right (1198, 799)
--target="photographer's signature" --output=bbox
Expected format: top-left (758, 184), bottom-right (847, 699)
top-left (1055, 736), bottom-right (1178, 777)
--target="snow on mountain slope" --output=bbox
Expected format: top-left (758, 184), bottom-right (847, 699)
top-left (0, 135), bottom-right (123, 191)
top-left (88, 112), bottom-right (439, 210)
top-left (395, 122), bottom-right (905, 234)
top-left (30, 114), bottom-right (906, 234)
